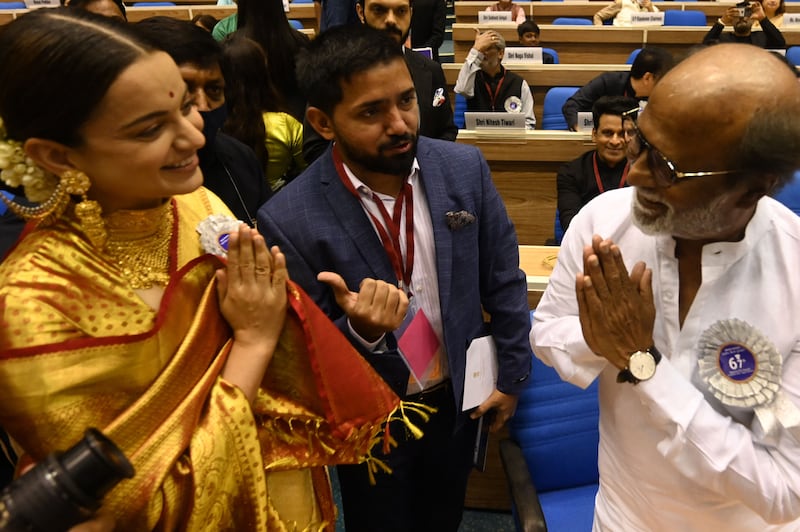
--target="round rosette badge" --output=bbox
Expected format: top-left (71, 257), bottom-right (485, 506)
top-left (698, 319), bottom-right (781, 408)
top-left (504, 96), bottom-right (523, 113)
top-left (196, 214), bottom-right (242, 258)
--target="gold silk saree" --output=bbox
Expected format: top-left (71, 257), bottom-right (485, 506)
top-left (0, 188), bottom-right (400, 530)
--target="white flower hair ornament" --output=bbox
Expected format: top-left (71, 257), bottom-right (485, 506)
top-left (0, 117), bottom-right (58, 203)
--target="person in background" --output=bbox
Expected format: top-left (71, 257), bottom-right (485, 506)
top-left (517, 20), bottom-right (556, 64)
top-left (757, 0), bottom-right (785, 28)
top-left (562, 46), bottom-right (674, 131)
top-left (593, 0), bottom-right (658, 26)
top-left (486, 0), bottom-right (526, 24)
top-left (533, 43), bottom-right (800, 530)
top-left (703, 2), bottom-right (785, 48)
top-left (455, 30), bottom-right (536, 129)
top-left (314, 0), bottom-right (360, 31)
top-left (136, 16), bottom-right (270, 226)
top-left (410, 0), bottom-right (446, 62)
top-left (557, 96), bottom-right (638, 233)
top-left (191, 13), bottom-right (218, 32)
top-left (220, 35), bottom-right (307, 192)
top-left (260, 25), bottom-right (532, 532)
top-left (65, 0), bottom-right (126, 20)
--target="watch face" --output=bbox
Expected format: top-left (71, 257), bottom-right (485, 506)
top-left (629, 351), bottom-right (656, 381)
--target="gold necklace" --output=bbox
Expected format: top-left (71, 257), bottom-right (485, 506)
top-left (103, 201), bottom-right (173, 289)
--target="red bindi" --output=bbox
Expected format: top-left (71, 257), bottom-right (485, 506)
top-left (169, 91), bottom-right (174, 98)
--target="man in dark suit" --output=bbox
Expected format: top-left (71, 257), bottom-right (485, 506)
top-left (302, 0), bottom-right (457, 164)
top-left (260, 26), bottom-right (531, 531)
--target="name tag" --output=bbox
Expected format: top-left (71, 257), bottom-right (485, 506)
top-left (630, 12), bottom-right (665, 26)
top-left (465, 112), bottom-right (526, 130)
top-left (412, 47), bottom-right (434, 60)
top-left (504, 47), bottom-right (544, 65)
top-left (784, 13), bottom-right (800, 26)
top-left (23, 0), bottom-right (59, 7)
top-left (577, 112), bottom-right (594, 132)
top-left (478, 11), bottom-right (513, 23)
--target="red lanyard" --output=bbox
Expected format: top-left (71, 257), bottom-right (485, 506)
top-left (592, 152), bottom-right (628, 193)
top-left (482, 70), bottom-right (506, 111)
top-left (333, 146), bottom-right (415, 291)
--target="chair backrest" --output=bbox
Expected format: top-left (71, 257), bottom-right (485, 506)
top-left (542, 86), bottom-right (578, 130)
top-left (773, 170), bottom-right (800, 216)
top-left (554, 209), bottom-right (564, 245)
top-left (454, 93), bottom-right (467, 130)
top-left (552, 17), bottom-right (593, 25)
top-left (510, 312), bottom-right (600, 492)
top-left (663, 9), bottom-right (707, 26)
top-left (541, 47), bottom-right (560, 64)
top-left (0, 1), bottom-right (25, 7)
top-left (289, 18), bottom-right (304, 29)
top-left (626, 48), bottom-right (642, 64)
top-left (786, 46), bottom-right (800, 66)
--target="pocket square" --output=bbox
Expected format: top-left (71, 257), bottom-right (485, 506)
top-left (432, 87), bottom-right (446, 108)
top-left (445, 210), bottom-right (476, 230)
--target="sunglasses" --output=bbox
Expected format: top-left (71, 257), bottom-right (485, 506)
top-left (621, 108), bottom-right (741, 187)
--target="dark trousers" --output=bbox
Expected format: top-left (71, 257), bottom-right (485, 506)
top-left (337, 381), bottom-right (479, 532)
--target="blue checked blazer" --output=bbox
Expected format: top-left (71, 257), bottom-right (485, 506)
top-left (258, 137), bottom-right (532, 409)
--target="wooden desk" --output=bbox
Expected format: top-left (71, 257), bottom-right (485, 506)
top-left (453, 23), bottom-right (800, 63)
top-left (520, 245), bottom-right (558, 292)
top-left (455, 1), bottom-right (800, 25)
top-left (443, 62), bottom-right (630, 127)
top-left (456, 130), bottom-right (593, 246)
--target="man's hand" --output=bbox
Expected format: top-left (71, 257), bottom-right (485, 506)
top-left (473, 28), bottom-right (499, 53)
top-left (575, 235), bottom-right (655, 370)
top-left (750, 1), bottom-right (765, 21)
top-left (318, 272), bottom-right (408, 342)
top-left (721, 6), bottom-right (739, 25)
top-left (470, 389), bottom-right (519, 432)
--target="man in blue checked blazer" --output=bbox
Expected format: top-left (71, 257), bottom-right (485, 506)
top-left (258, 25), bottom-right (531, 532)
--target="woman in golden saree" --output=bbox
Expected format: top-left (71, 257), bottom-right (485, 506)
top-left (0, 8), bottom-right (401, 530)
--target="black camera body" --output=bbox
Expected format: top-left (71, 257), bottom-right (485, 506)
top-left (736, 0), bottom-right (753, 18)
top-left (0, 429), bottom-right (134, 532)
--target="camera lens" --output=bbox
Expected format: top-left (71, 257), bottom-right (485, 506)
top-left (0, 428), bottom-right (134, 532)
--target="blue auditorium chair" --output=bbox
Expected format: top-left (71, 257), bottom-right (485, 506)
top-left (663, 10), bottom-right (707, 26)
top-left (289, 19), bottom-right (304, 29)
top-left (0, 2), bottom-right (25, 7)
top-left (541, 87), bottom-right (578, 130)
top-left (552, 17), bottom-right (593, 25)
top-left (541, 47), bottom-right (560, 64)
top-left (626, 48), bottom-right (642, 64)
top-left (454, 93), bottom-right (467, 130)
top-left (773, 170), bottom-right (800, 216)
top-left (500, 311), bottom-right (600, 532)
top-left (786, 46), bottom-right (800, 66)
top-left (554, 209), bottom-right (564, 245)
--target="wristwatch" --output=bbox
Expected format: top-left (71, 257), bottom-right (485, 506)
top-left (617, 346), bottom-right (662, 385)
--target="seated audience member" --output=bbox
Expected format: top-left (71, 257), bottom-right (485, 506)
top-left (136, 16), bottom-right (270, 226)
top-left (517, 20), bottom-right (556, 64)
top-left (557, 96), bottom-right (638, 232)
top-left (562, 47), bottom-right (673, 131)
top-left (593, 0), bottom-right (658, 26)
top-left (532, 43), bottom-right (800, 531)
top-left (410, 0), bottom-right (446, 62)
top-left (192, 13), bottom-right (218, 32)
top-left (455, 30), bottom-right (535, 129)
top-left (486, 0), bottom-right (526, 24)
top-left (220, 35), bottom-right (307, 192)
top-left (703, 2), bottom-right (785, 48)
top-left (66, 0), bottom-right (126, 20)
top-left (756, 0), bottom-right (784, 28)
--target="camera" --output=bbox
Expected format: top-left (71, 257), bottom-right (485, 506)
top-left (736, 1), bottom-right (753, 18)
top-left (0, 429), bottom-right (134, 532)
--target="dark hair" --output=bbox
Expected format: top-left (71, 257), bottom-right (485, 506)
top-left (630, 47), bottom-right (675, 80)
top-left (0, 8), bottom-right (152, 146)
top-left (517, 20), bottom-right (540, 37)
top-left (356, 0), bottom-right (414, 9)
top-left (236, 0), bottom-right (309, 112)
top-left (135, 16), bottom-right (221, 70)
top-left (591, 95), bottom-right (639, 128)
top-left (219, 35), bottom-right (284, 171)
top-left (740, 105), bottom-right (800, 191)
top-left (67, 0), bottom-right (126, 20)
top-left (296, 25), bottom-right (405, 116)
top-left (191, 13), bottom-right (219, 32)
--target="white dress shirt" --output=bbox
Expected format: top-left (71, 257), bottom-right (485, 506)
top-left (532, 187), bottom-right (800, 530)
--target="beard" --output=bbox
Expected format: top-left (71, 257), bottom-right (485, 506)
top-left (631, 189), bottom-right (732, 239)
top-left (733, 19), bottom-right (752, 35)
top-left (382, 22), bottom-right (410, 45)
top-left (338, 132), bottom-right (419, 177)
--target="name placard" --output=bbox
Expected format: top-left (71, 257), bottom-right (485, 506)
top-left (577, 112), bottom-right (594, 132)
top-left (630, 12), bottom-right (665, 26)
top-left (478, 11), bottom-right (513, 24)
top-left (504, 47), bottom-right (544, 65)
top-left (784, 13), bottom-right (800, 26)
top-left (412, 47), bottom-right (434, 60)
top-left (283, 0), bottom-right (289, 12)
top-left (24, 0), bottom-right (59, 7)
top-left (465, 112), bottom-right (526, 130)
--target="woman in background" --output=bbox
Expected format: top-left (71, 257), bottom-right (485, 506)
top-left (221, 35), bottom-right (306, 192)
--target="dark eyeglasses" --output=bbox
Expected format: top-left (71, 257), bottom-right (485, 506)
top-left (621, 108), bottom-right (740, 188)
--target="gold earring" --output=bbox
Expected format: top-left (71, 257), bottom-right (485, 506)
top-left (62, 169), bottom-right (107, 248)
